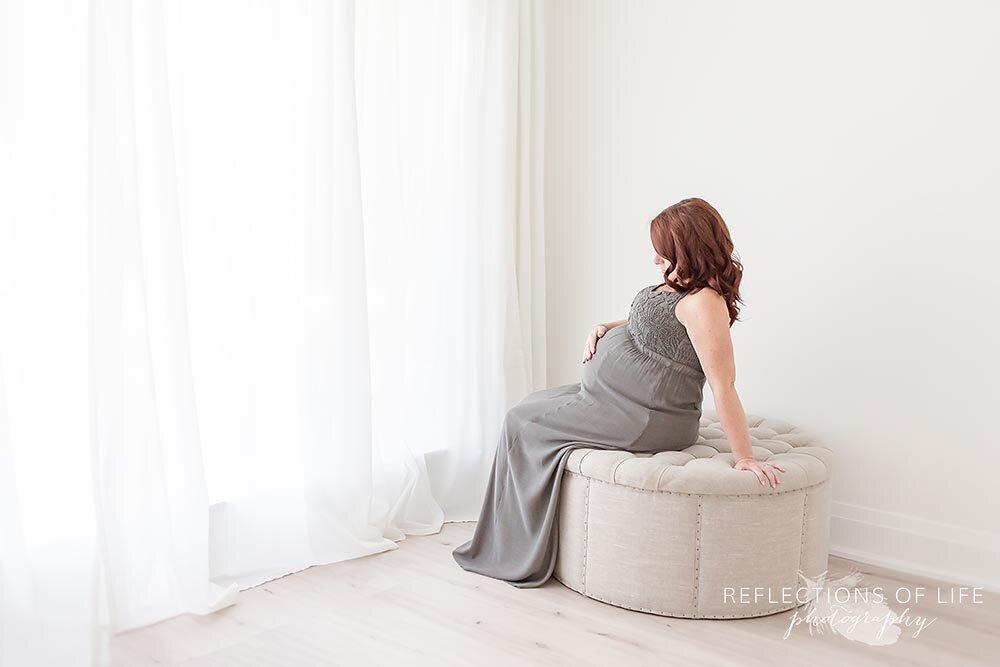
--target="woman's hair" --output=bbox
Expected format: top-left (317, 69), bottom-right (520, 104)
top-left (650, 197), bottom-right (744, 326)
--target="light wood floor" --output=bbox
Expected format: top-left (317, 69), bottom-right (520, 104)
top-left (111, 522), bottom-right (1000, 666)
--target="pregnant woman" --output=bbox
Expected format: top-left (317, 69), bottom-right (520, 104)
top-left (452, 197), bottom-right (785, 588)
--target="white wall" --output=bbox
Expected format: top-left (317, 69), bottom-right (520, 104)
top-left (544, 0), bottom-right (1000, 588)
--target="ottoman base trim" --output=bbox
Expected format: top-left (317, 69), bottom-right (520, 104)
top-left (552, 572), bottom-right (806, 620)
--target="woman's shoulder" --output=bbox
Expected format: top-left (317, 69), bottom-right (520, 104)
top-left (675, 286), bottom-right (726, 324)
top-left (682, 285), bottom-right (723, 299)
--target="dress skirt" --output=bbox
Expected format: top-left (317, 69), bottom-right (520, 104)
top-left (451, 322), bottom-right (706, 587)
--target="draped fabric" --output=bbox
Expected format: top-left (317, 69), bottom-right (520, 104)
top-left (0, 0), bottom-right (544, 663)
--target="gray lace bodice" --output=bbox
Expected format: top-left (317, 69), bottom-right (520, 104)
top-left (627, 284), bottom-right (704, 374)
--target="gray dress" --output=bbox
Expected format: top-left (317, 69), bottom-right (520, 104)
top-left (452, 283), bottom-right (708, 587)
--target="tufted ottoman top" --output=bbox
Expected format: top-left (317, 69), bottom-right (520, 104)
top-left (563, 411), bottom-right (833, 496)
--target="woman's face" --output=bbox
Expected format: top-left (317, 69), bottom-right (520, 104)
top-left (653, 252), bottom-right (673, 277)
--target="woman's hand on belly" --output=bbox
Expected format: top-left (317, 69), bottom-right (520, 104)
top-left (582, 324), bottom-right (608, 363)
top-left (582, 319), bottom-right (628, 364)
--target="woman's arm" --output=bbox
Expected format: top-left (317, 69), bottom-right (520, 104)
top-left (676, 289), bottom-right (783, 487)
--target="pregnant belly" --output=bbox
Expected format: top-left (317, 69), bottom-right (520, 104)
top-left (582, 325), bottom-right (703, 449)
top-left (582, 325), bottom-right (669, 410)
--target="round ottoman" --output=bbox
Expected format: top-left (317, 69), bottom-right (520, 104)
top-left (553, 411), bottom-right (834, 619)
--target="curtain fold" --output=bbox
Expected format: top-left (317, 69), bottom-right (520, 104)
top-left (170, 0), bottom-right (395, 591)
top-left (356, 0), bottom-right (543, 530)
top-left (89, 0), bottom-right (239, 631)
top-left (0, 0), bottom-right (544, 663)
top-left (1, 1), bottom-right (108, 663)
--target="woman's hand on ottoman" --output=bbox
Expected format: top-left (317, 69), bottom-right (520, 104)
top-left (734, 457), bottom-right (786, 488)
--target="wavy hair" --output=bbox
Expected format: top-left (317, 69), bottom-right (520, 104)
top-left (649, 197), bottom-right (744, 326)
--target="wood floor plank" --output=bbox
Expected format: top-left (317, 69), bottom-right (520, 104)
top-left (110, 522), bottom-right (1000, 666)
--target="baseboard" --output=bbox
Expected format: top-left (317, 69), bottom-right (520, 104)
top-left (829, 501), bottom-right (1000, 594)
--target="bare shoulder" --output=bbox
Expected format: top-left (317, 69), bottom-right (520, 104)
top-left (675, 286), bottom-right (727, 327)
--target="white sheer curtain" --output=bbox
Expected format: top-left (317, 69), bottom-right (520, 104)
top-left (0, 0), bottom-right (544, 664)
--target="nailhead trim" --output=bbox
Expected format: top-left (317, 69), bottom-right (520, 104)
top-left (551, 574), bottom-right (806, 620)
top-left (565, 449), bottom-right (831, 489)
top-left (693, 496), bottom-right (703, 615)
top-left (581, 477), bottom-right (591, 594)
top-left (798, 487), bottom-right (809, 587)
top-left (565, 471), bottom-right (830, 498)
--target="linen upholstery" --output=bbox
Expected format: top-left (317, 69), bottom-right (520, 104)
top-left (553, 411), bottom-right (834, 619)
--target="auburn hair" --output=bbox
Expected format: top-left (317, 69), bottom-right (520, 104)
top-left (649, 197), bottom-right (744, 326)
